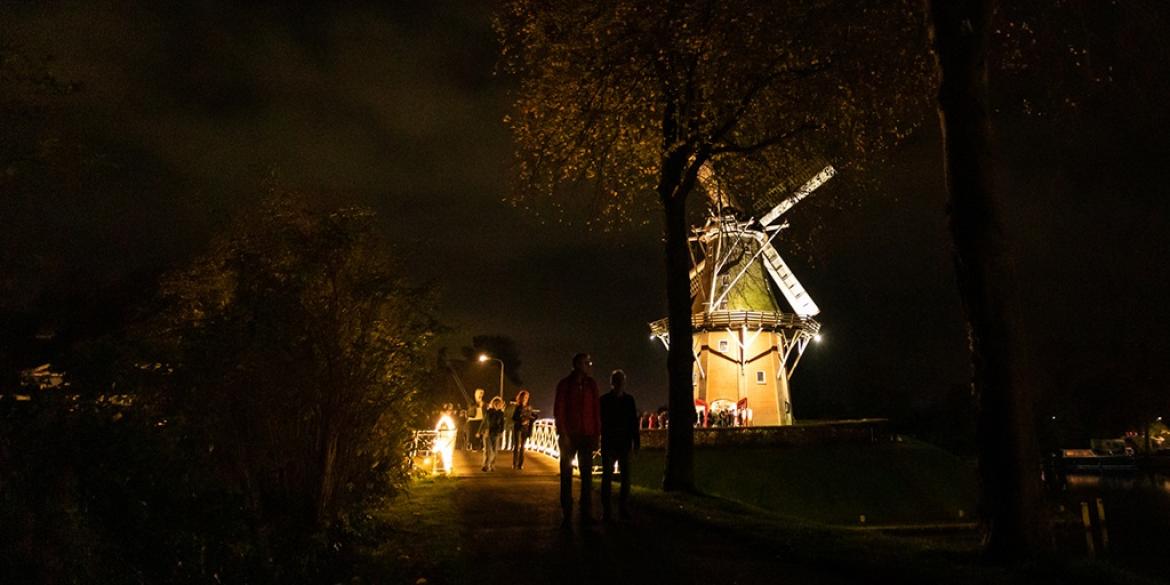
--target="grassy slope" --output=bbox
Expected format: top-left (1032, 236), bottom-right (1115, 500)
top-left (629, 437), bottom-right (978, 525)
top-left (357, 473), bottom-right (1160, 585)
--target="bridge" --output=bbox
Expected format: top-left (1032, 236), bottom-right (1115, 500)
top-left (411, 419), bottom-right (600, 476)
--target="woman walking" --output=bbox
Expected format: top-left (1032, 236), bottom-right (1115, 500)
top-left (481, 396), bottom-right (506, 472)
top-left (512, 389), bottom-right (537, 469)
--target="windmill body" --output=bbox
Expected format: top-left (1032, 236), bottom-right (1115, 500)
top-left (650, 163), bottom-right (831, 426)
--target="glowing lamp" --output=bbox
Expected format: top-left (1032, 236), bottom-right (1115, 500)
top-left (433, 414), bottom-right (457, 474)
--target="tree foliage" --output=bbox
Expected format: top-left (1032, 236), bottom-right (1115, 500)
top-left (142, 194), bottom-right (437, 538)
top-left (497, 0), bottom-right (933, 489)
top-left (496, 0), bottom-right (932, 220)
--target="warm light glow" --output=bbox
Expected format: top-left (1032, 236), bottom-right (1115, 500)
top-left (434, 414), bottom-right (457, 474)
top-left (478, 354), bottom-right (489, 362)
top-left (813, 334), bottom-right (823, 343)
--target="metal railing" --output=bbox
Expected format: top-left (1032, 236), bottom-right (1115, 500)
top-left (527, 418), bottom-right (561, 458)
top-left (526, 418), bottom-right (603, 473)
top-left (649, 310), bottom-right (820, 336)
top-left (411, 418), bottom-right (601, 473)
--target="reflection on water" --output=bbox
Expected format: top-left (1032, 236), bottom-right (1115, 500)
top-left (1061, 472), bottom-right (1170, 495)
top-left (1049, 471), bottom-right (1170, 575)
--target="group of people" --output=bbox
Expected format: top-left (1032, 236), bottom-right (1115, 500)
top-left (441, 352), bottom-right (641, 526)
top-left (454, 387), bottom-right (539, 472)
top-left (554, 352), bottom-right (639, 526)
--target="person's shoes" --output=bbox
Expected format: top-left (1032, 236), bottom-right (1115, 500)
top-left (481, 466), bottom-right (488, 472)
top-left (489, 465), bottom-right (495, 471)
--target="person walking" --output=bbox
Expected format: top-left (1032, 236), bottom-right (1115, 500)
top-left (554, 353), bottom-right (601, 527)
top-left (600, 369), bottom-right (639, 521)
top-left (467, 388), bottom-right (486, 451)
top-left (481, 396), bottom-right (506, 472)
top-left (512, 389), bottom-right (537, 469)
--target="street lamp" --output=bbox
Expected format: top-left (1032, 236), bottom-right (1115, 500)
top-left (478, 354), bottom-right (505, 399)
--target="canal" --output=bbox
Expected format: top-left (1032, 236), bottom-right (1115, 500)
top-left (1048, 471), bottom-right (1170, 576)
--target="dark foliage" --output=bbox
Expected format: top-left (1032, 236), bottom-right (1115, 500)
top-left (1, 196), bottom-right (437, 583)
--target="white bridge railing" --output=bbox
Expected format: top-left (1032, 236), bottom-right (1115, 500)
top-left (414, 418), bottom-right (601, 473)
top-left (524, 418), bottom-right (602, 473)
top-left (526, 418), bottom-right (561, 458)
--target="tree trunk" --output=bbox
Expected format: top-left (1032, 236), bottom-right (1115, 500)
top-left (927, 0), bottom-right (1048, 560)
top-left (661, 162), bottom-right (696, 492)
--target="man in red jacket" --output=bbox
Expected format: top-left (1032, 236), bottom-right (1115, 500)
top-left (554, 352), bottom-right (601, 527)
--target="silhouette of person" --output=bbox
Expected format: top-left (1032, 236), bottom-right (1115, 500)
top-left (600, 369), bottom-right (639, 521)
top-left (554, 353), bottom-right (600, 527)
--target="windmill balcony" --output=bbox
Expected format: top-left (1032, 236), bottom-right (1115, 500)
top-left (649, 310), bottom-right (820, 337)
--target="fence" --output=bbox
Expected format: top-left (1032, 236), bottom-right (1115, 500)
top-left (412, 418), bottom-right (601, 473)
top-left (526, 418), bottom-right (561, 458)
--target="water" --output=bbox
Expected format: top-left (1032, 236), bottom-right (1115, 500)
top-left (1048, 471), bottom-right (1170, 575)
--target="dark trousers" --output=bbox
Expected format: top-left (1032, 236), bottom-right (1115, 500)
top-left (512, 429), bottom-right (529, 468)
top-left (559, 434), bottom-right (597, 519)
top-left (601, 449), bottom-right (631, 517)
top-left (466, 420), bottom-right (482, 450)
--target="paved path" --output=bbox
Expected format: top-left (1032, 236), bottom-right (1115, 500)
top-left (443, 448), bottom-right (846, 585)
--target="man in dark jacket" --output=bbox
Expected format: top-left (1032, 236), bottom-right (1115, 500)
top-left (554, 352), bottom-right (601, 527)
top-left (600, 369), bottom-right (639, 521)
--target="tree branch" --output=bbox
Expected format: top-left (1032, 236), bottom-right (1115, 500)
top-left (708, 58), bottom-right (834, 145)
top-left (711, 121), bottom-right (821, 155)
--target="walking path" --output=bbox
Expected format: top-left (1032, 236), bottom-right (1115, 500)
top-left (439, 448), bottom-right (846, 585)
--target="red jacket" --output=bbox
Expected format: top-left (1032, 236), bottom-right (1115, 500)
top-left (554, 372), bottom-right (601, 438)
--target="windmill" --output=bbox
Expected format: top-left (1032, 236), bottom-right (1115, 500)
top-left (649, 161), bottom-right (834, 426)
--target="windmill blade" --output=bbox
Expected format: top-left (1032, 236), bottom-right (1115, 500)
top-left (759, 165), bottom-right (836, 227)
top-left (758, 239), bottom-right (820, 317)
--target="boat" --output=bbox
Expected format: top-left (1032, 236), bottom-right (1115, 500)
top-left (1057, 448), bottom-right (1138, 472)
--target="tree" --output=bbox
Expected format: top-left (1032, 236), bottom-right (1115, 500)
top-left (497, 0), bottom-right (931, 490)
top-left (925, 0), bottom-right (1047, 560)
top-left (143, 194), bottom-right (437, 541)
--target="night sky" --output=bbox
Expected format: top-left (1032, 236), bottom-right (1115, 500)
top-left (3, 2), bottom-right (1168, 436)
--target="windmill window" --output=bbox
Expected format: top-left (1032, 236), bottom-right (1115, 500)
top-left (718, 340), bottom-right (729, 353)
top-left (756, 371), bottom-right (766, 384)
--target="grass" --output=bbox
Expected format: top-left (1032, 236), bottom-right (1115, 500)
top-left (628, 437), bottom-right (978, 525)
top-left (631, 487), bottom-right (1164, 585)
top-left (351, 476), bottom-right (466, 584)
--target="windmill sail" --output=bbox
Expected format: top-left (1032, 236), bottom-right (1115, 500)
top-left (758, 165), bottom-right (836, 227)
top-left (758, 239), bottom-right (820, 317)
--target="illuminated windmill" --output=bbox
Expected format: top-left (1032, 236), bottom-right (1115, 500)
top-left (649, 162), bottom-right (833, 426)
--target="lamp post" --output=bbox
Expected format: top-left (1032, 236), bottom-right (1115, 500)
top-left (478, 354), bottom-right (505, 399)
